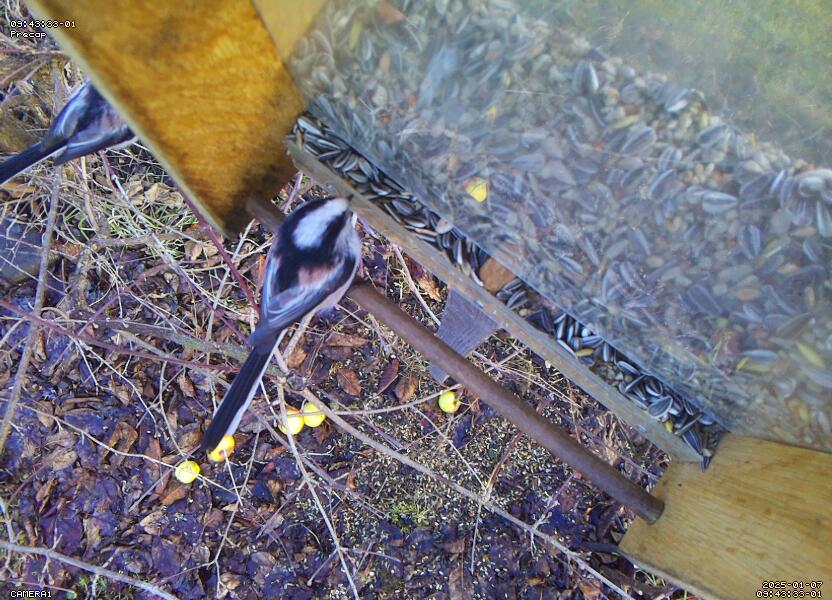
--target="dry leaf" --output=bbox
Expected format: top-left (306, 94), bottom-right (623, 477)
top-left (336, 369), bottom-right (362, 396)
top-left (416, 272), bottom-right (443, 301)
top-left (478, 257), bottom-right (515, 293)
top-left (578, 581), bottom-right (603, 600)
top-left (321, 345), bottom-right (354, 361)
top-left (47, 449), bottom-right (77, 471)
top-left (177, 371), bottom-right (196, 397)
top-left (394, 372), bottom-right (419, 402)
top-left (448, 564), bottom-right (473, 600)
top-left (138, 509), bottom-right (166, 536)
top-left (161, 483), bottom-right (189, 506)
top-left (201, 508), bottom-right (225, 530)
top-left (287, 343), bottom-right (308, 369)
top-left (326, 332), bottom-right (370, 348)
top-left (35, 478), bottom-right (55, 505)
top-left (377, 358), bottom-right (400, 393)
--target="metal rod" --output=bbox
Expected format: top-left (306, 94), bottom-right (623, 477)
top-left (245, 200), bottom-right (664, 522)
top-left (347, 282), bottom-right (665, 523)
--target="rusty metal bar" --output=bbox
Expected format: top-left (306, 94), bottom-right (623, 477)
top-left (246, 199), bottom-right (665, 522)
top-left (347, 282), bottom-right (665, 523)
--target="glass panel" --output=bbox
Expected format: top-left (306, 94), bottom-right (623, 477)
top-left (282, 0), bottom-right (832, 451)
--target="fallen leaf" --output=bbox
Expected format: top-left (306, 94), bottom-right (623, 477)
top-left (394, 372), bottom-right (419, 402)
top-left (47, 449), bottom-right (77, 471)
top-left (326, 332), bottom-right (370, 348)
top-left (177, 371), bottom-right (196, 397)
top-left (286, 342), bottom-right (308, 369)
top-left (478, 257), bottom-right (515, 293)
top-left (578, 580), bottom-right (603, 600)
top-left (321, 345), bottom-right (354, 361)
top-left (336, 369), bottom-right (362, 396)
top-left (449, 564), bottom-right (473, 600)
top-left (138, 509), bottom-right (166, 536)
top-left (161, 483), bottom-right (189, 506)
top-left (377, 358), bottom-right (400, 393)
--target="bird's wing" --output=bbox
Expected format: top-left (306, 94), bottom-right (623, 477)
top-left (251, 255), bottom-right (356, 348)
top-left (54, 125), bottom-right (135, 165)
top-left (41, 81), bottom-right (95, 151)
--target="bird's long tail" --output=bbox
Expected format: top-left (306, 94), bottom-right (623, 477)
top-left (200, 339), bottom-right (278, 453)
top-left (0, 142), bottom-right (61, 185)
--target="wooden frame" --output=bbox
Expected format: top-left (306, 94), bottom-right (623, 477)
top-left (622, 434), bottom-right (832, 599)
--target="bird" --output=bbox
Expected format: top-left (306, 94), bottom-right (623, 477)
top-left (0, 80), bottom-right (136, 185)
top-left (200, 195), bottom-right (361, 453)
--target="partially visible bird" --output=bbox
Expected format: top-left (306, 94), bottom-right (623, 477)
top-left (0, 80), bottom-right (135, 185)
top-left (200, 196), bottom-right (361, 453)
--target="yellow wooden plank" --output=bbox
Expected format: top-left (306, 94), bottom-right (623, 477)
top-left (25, 0), bottom-right (313, 235)
top-left (252, 0), bottom-right (328, 61)
top-left (621, 434), bottom-right (832, 600)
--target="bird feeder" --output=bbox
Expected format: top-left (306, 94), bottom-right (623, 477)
top-left (22, 0), bottom-right (832, 597)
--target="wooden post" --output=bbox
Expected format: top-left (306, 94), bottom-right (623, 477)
top-left (621, 434), bottom-right (832, 599)
top-left (25, 0), bottom-right (319, 235)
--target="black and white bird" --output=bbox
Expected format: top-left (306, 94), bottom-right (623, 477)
top-left (0, 80), bottom-right (135, 185)
top-left (200, 195), bottom-right (361, 453)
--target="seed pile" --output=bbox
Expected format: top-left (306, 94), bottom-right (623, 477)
top-left (288, 0), bottom-right (832, 451)
top-left (294, 114), bottom-right (721, 463)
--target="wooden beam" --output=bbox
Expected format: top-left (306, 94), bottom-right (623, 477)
top-left (25, 0), bottom-right (316, 235)
top-left (287, 141), bottom-right (701, 463)
top-left (621, 434), bottom-right (832, 599)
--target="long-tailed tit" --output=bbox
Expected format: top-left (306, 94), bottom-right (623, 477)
top-left (200, 196), bottom-right (361, 453)
top-left (0, 80), bottom-right (135, 185)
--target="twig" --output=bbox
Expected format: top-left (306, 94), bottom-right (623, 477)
top-left (179, 189), bottom-right (258, 311)
top-left (0, 169), bottom-right (60, 454)
top-left (276, 386), bottom-right (361, 599)
top-left (0, 540), bottom-right (177, 600)
top-left (392, 245), bottom-right (440, 326)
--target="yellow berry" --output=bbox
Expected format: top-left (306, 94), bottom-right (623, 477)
top-left (438, 390), bottom-right (461, 413)
top-left (207, 434), bottom-right (236, 462)
top-left (278, 407), bottom-right (305, 435)
top-left (301, 400), bottom-right (326, 428)
top-left (464, 178), bottom-right (488, 202)
top-left (174, 460), bottom-right (201, 484)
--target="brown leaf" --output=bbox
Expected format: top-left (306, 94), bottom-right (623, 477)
top-left (376, 0), bottom-right (405, 24)
top-left (35, 478), bottom-right (55, 505)
top-left (336, 369), bottom-right (362, 396)
top-left (201, 508), bottom-right (225, 530)
top-left (286, 342), bottom-right (308, 369)
top-left (321, 345), bottom-right (354, 361)
top-left (478, 257), bottom-right (515, 293)
top-left (138, 509), bottom-right (166, 536)
top-left (325, 332), bottom-right (370, 348)
top-left (47, 449), bottom-right (77, 471)
top-left (106, 421), bottom-right (138, 464)
top-left (177, 371), bottom-right (196, 397)
top-left (83, 516), bottom-right (103, 549)
top-left (578, 581), bottom-right (603, 600)
top-left (377, 358), bottom-right (400, 393)
top-left (448, 564), bottom-right (473, 600)
top-left (161, 483), bottom-right (189, 506)
top-left (417, 272), bottom-right (443, 301)
top-left (394, 372), bottom-right (419, 402)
